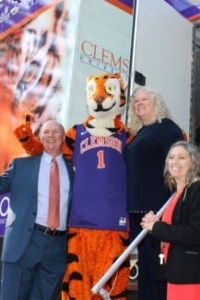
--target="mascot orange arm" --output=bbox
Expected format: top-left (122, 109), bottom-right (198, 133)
top-left (13, 115), bottom-right (43, 156)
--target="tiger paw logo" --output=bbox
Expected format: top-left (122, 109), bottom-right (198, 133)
top-left (11, 5), bottom-right (19, 15)
top-left (119, 217), bottom-right (126, 226)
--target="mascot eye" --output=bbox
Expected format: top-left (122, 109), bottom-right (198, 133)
top-left (87, 81), bottom-right (96, 97)
top-left (105, 84), bottom-right (115, 95)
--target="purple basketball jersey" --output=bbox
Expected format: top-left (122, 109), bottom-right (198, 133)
top-left (69, 124), bottom-right (128, 231)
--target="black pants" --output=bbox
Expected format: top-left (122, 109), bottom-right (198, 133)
top-left (129, 213), bottom-right (166, 300)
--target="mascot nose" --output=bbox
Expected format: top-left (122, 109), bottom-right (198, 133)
top-left (95, 96), bottom-right (104, 104)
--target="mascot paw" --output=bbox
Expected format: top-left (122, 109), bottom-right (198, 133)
top-left (14, 124), bottom-right (43, 155)
top-left (14, 124), bottom-right (33, 142)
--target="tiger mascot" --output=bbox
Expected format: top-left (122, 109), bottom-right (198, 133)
top-left (14, 72), bottom-right (133, 300)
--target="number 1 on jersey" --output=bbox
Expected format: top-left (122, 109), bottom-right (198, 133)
top-left (97, 150), bottom-right (105, 169)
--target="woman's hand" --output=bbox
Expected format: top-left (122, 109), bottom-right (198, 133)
top-left (140, 211), bottom-right (159, 232)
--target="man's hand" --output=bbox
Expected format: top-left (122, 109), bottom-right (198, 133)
top-left (140, 211), bottom-right (159, 232)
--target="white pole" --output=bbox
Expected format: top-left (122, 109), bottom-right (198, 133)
top-left (125, 0), bottom-right (140, 123)
top-left (91, 195), bottom-right (173, 295)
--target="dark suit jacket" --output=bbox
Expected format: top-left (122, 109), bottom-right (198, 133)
top-left (152, 181), bottom-right (200, 283)
top-left (0, 154), bottom-right (74, 263)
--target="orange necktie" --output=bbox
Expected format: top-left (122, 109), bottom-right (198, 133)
top-left (47, 158), bottom-right (60, 230)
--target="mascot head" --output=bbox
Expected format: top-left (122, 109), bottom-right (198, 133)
top-left (86, 72), bottom-right (127, 119)
top-left (85, 73), bottom-right (127, 136)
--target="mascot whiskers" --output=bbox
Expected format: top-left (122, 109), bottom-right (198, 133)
top-left (14, 72), bottom-right (133, 300)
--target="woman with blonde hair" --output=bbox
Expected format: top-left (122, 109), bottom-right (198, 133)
top-left (141, 141), bottom-right (200, 300)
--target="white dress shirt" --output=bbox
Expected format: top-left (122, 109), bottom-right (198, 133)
top-left (35, 152), bottom-right (70, 230)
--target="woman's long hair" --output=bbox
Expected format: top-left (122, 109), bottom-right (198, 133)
top-left (128, 86), bottom-right (172, 135)
top-left (164, 141), bottom-right (200, 190)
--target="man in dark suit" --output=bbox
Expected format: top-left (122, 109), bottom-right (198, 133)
top-left (0, 120), bottom-right (74, 300)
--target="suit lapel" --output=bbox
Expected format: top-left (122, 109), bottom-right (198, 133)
top-left (28, 155), bottom-right (42, 201)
